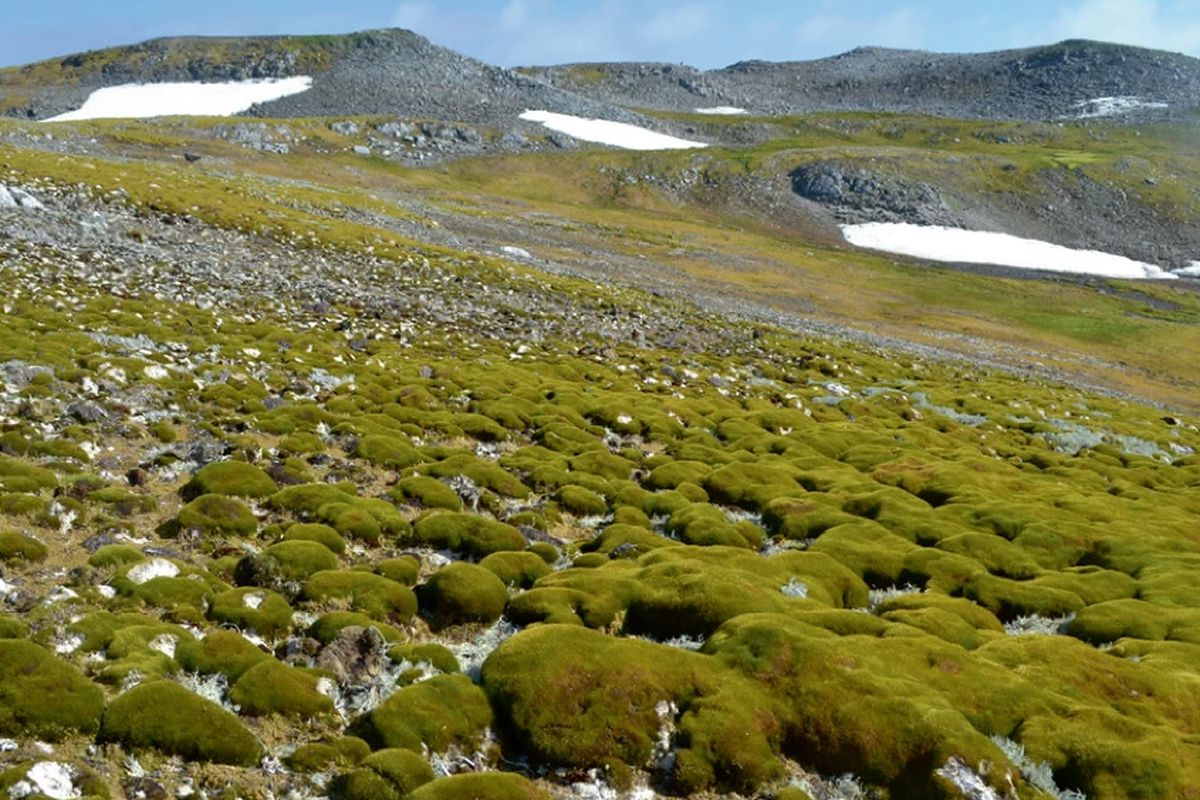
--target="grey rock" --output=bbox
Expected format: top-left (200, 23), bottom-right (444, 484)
top-left (67, 400), bottom-right (108, 423)
top-left (315, 625), bottom-right (389, 685)
top-left (791, 161), bottom-right (956, 226)
top-left (123, 777), bottom-right (168, 800)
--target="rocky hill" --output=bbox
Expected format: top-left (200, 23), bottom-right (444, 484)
top-left (7, 32), bottom-right (1200, 124)
top-left (526, 39), bottom-right (1200, 120)
top-left (0, 29), bottom-right (636, 125)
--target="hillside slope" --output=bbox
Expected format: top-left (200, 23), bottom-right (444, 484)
top-left (0, 29), bottom-right (637, 125)
top-left (0, 107), bottom-right (1199, 800)
top-left (525, 39), bottom-right (1200, 120)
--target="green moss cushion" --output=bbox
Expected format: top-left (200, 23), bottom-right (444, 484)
top-left (406, 773), bottom-right (550, 800)
top-left (417, 563), bottom-right (508, 629)
top-left (185, 461), bottom-right (277, 498)
top-left (100, 680), bottom-right (263, 765)
top-left (363, 674), bottom-right (492, 752)
top-left (0, 640), bottom-right (105, 739)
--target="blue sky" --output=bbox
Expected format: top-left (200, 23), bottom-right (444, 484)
top-left (2, 0), bottom-right (1198, 69)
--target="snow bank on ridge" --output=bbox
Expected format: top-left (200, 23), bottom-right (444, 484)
top-left (519, 110), bottom-right (707, 150)
top-left (46, 77), bottom-right (313, 122)
top-left (842, 222), bottom-right (1176, 280)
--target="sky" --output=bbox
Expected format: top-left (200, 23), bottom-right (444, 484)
top-left (2, 0), bottom-right (1198, 70)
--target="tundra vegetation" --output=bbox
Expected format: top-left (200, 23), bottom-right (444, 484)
top-left (0, 100), bottom-right (1197, 800)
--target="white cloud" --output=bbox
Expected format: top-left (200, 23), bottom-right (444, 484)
top-left (1053, 0), bottom-right (1200, 54)
top-left (639, 3), bottom-right (715, 44)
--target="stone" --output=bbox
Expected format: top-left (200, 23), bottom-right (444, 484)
top-left (67, 401), bottom-right (108, 423)
top-left (315, 625), bottom-right (389, 685)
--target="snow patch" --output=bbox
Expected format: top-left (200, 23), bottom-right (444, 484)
top-left (499, 246), bottom-right (532, 260)
top-left (842, 223), bottom-right (1176, 280)
top-left (242, 591), bottom-right (265, 610)
top-left (1175, 262), bottom-right (1200, 278)
top-left (125, 558), bottom-right (178, 585)
top-left (9, 762), bottom-right (79, 800)
top-left (693, 106), bottom-right (748, 115)
top-left (519, 110), bottom-right (707, 151)
top-left (1074, 96), bottom-right (1168, 118)
top-left (45, 77), bottom-right (313, 122)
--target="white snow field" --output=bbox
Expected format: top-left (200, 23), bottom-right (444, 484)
top-left (45, 76), bottom-right (313, 122)
top-left (1176, 262), bottom-right (1200, 278)
top-left (1074, 96), bottom-right (1169, 118)
top-left (694, 106), bottom-right (749, 115)
top-left (841, 222), bottom-right (1177, 280)
top-left (519, 110), bottom-right (707, 150)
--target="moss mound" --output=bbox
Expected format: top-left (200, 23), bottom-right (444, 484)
top-left (479, 551), bottom-right (551, 588)
top-left (391, 476), bottom-right (463, 511)
top-left (412, 513), bottom-right (526, 558)
top-left (417, 563), bottom-right (509, 629)
top-left (304, 570), bottom-right (417, 620)
top-left (334, 749), bottom-right (435, 800)
top-left (263, 539), bottom-right (339, 580)
top-left (283, 522), bottom-right (347, 554)
top-left (407, 773), bottom-right (550, 800)
top-left (0, 640), bottom-right (105, 739)
top-left (229, 659), bottom-right (335, 717)
top-left (185, 461), bottom-right (277, 498)
top-left (177, 493), bottom-right (258, 535)
top-left (175, 629), bottom-right (271, 680)
top-left (209, 587), bottom-right (293, 638)
top-left (387, 642), bottom-right (459, 674)
top-left (0, 531), bottom-right (48, 564)
top-left (308, 611), bottom-right (404, 645)
top-left (362, 674), bottom-right (492, 752)
top-left (481, 625), bottom-right (783, 792)
top-left (289, 736), bottom-right (371, 773)
top-left (100, 679), bottom-right (263, 765)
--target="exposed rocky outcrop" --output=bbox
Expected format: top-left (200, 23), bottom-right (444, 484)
top-left (527, 39), bottom-right (1200, 121)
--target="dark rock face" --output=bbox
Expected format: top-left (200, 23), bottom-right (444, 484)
top-left (790, 162), bottom-right (957, 226)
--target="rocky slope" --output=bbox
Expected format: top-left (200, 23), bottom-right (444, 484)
top-left (7, 31), bottom-right (1200, 125)
top-left (0, 29), bottom-right (639, 126)
top-left (526, 39), bottom-right (1200, 121)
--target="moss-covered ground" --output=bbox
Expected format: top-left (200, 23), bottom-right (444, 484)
top-left (0, 110), bottom-right (1197, 799)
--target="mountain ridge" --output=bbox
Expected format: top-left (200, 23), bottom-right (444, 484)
top-left (3, 30), bottom-right (1199, 123)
